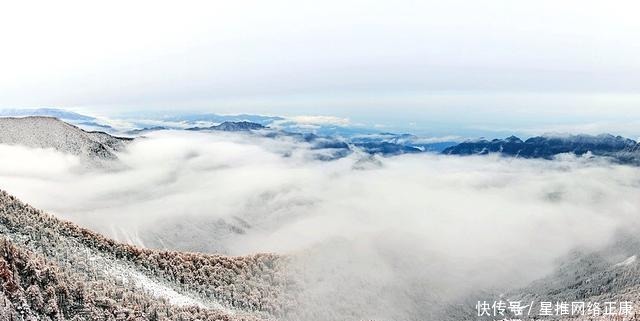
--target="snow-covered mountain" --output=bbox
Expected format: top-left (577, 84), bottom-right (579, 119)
top-left (0, 108), bottom-right (95, 122)
top-left (0, 117), bottom-right (131, 160)
top-left (0, 108), bottom-right (116, 132)
top-left (0, 189), bottom-right (289, 320)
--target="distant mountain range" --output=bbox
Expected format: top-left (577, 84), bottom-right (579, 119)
top-left (131, 121), bottom-right (453, 158)
top-left (3, 108), bottom-right (640, 164)
top-left (142, 120), bottom-right (640, 163)
top-left (443, 134), bottom-right (640, 164)
top-left (0, 108), bottom-right (458, 156)
top-left (350, 132), bottom-right (457, 152)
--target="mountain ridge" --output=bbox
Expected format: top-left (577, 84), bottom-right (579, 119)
top-left (443, 134), bottom-right (640, 164)
top-left (0, 108), bottom-right (96, 122)
top-left (187, 121), bottom-right (267, 132)
top-left (0, 116), bottom-right (131, 160)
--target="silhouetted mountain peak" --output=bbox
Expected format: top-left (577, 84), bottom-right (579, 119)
top-left (504, 135), bottom-right (523, 143)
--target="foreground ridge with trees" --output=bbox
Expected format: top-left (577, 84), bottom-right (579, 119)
top-left (0, 190), bottom-right (295, 321)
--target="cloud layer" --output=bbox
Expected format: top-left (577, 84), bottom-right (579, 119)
top-left (1, 131), bottom-right (640, 320)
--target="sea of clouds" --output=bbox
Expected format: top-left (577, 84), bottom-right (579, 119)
top-left (2, 130), bottom-right (640, 320)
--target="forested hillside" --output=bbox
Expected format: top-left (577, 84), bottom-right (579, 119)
top-left (0, 190), bottom-right (293, 320)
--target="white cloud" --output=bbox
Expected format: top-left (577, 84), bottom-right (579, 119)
top-left (1, 131), bottom-right (640, 319)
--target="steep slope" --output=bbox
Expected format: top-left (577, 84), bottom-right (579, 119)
top-left (0, 190), bottom-right (292, 320)
top-left (443, 134), bottom-right (640, 164)
top-left (510, 233), bottom-right (640, 316)
top-left (0, 117), bottom-right (131, 160)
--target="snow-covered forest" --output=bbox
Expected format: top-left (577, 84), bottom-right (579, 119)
top-left (0, 190), bottom-right (293, 320)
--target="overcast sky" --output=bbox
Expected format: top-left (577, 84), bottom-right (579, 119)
top-left (1, 1), bottom-right (639, 135)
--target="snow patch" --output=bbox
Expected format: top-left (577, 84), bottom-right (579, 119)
top-left (615, 255), bottom-right (636, 267)
top-left (129, 270), bottom-right (209, 308)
